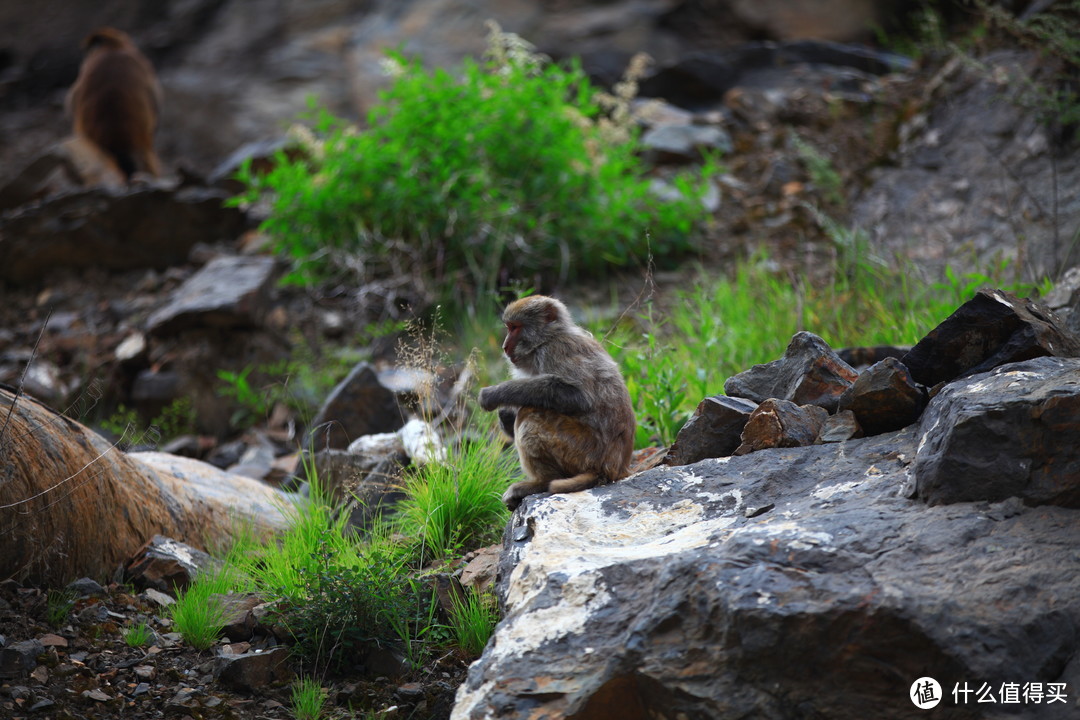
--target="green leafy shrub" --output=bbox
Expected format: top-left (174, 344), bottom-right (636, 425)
top-left (281, 532), bottom-right (425, 674)
top-left (232, 23), bottom-right (716, 299)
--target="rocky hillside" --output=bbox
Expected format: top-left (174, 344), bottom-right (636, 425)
top-left (1, 1), bottom-right (1080, 719)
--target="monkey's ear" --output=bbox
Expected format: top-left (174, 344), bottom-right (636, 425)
top-left (544, 304), bottom-right (559, 324)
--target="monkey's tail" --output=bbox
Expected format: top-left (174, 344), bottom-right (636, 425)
top-left (548, 472), bottom-right (600, 494)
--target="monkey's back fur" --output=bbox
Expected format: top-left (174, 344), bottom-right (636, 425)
top-left (66, 27), bottom-right (162, 180)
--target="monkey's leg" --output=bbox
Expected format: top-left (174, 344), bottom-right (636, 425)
top-left (501, 478), bottom-right (552, 510)
top-left (548, 472), bottom-right (600, 494)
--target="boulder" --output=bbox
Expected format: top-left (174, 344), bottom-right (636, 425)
top-left (915, 356), bottom-right (1080, 508)
top-left (306, 362), bottom-right (404, 450)
top-left (733, 398), bottom-right (828, 455)
top-left (724, 331), bottom-right (858, 413)
top-left (664, 395), bottom-right (757, 466)
top-left (901, 289), bottom-right (1080, 388)
top-left (837, 356), bottom-right (927, 435)
top-left (0, 387), bottom-right (293, 586)
top-left (455, 426), bottom-right (1080, 719)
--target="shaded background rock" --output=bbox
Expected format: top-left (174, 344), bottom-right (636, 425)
top-left (0, 186), bottom-right (249, 287)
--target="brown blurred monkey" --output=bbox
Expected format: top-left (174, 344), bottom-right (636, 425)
top-left (478, 295), bottom-right (636, 510)
top-left (66, 27), bottom-right (162, 181)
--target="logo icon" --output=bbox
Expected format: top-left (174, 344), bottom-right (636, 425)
top-left (911, 677), bottom-right (942, 709)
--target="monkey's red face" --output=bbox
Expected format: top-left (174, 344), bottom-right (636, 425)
top-left (503, 322), bottom-right (524, 365)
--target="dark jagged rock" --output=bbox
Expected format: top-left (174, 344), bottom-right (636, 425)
top-left (123, 536), bottom-right (220, 595)
top-left (838, 357), bottom-right (927, 436)
top-left (734, 398), bottom-right (828, 455)
top-left (0, 639), bottom-right (43, 679)
top-left (214, 646), bottom-right (292, 691)
top-left (306, 362), bottom-right (404, 451)
top-left (664, 395), bottom-right (757, 466)
top-left (725, 331), bottom-right (857, 412)
top-left (146, 255), bottom-right (280, 335)
top-left (0, 186), bottom-right (248, 286)
top-left (901, 289), bottom-right (1080, 387)
top-left (915, 356), bottom-right (1080, 508)
top-left (817, 408), bottom-right (862, 443)
top-left (638, 41), bottom-right (913, 107)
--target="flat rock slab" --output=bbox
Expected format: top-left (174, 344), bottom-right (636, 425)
top-left (455, 428), bottom-right (1080, 719)
top-left (146, 255), bottom-right (279, 335)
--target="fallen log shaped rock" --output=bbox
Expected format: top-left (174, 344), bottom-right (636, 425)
top-left (0, 387), bottom-right (292, 586)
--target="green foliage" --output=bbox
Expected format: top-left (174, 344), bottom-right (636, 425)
top-left (99, 398), bottom-right (196, 447)
top-left (790, 133), bottom-right (845, 209)
top-left (603, 243), bottom-right (1045, 447)
top-left (975, 0), bottom-right (1080, 138)
top-left (448, 590), bottom-right (500, 657)
top-left (394, 420), bottom-right (516, 564)
top-left (169, 569), bottom-right (238, 651)
top-left (123, 621), bottom-right (153, 648)
top-left (232, 24), bottom-right (716, 300)
top-left (216, 366), bottom-right (271, 428)
top-left (290, 676), bottom-right (327, 720)
top-left (281, 532), bottom-right (426, 674)
top-left (44, 588), bottom-right (76, 627)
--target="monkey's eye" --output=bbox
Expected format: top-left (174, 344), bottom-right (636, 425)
top-left (506, 322), bottom-right (522, 332)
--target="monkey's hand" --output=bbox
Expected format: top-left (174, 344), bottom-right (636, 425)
top-left (478, 385), bottom-right (500, 412)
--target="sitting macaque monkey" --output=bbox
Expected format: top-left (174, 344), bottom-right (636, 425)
top-left (65, 27), bottom-right (162, 182)
top-left (478, 295), bottom-right (636, 509)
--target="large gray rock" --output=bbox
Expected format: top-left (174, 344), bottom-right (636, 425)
top-left (454, 425), bottom-right (1080, 719)
top-left (915, 356), bottom-right (1080, 508)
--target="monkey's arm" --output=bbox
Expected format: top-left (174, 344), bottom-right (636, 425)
top-left (478, 375), bottom-right (590, 415)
